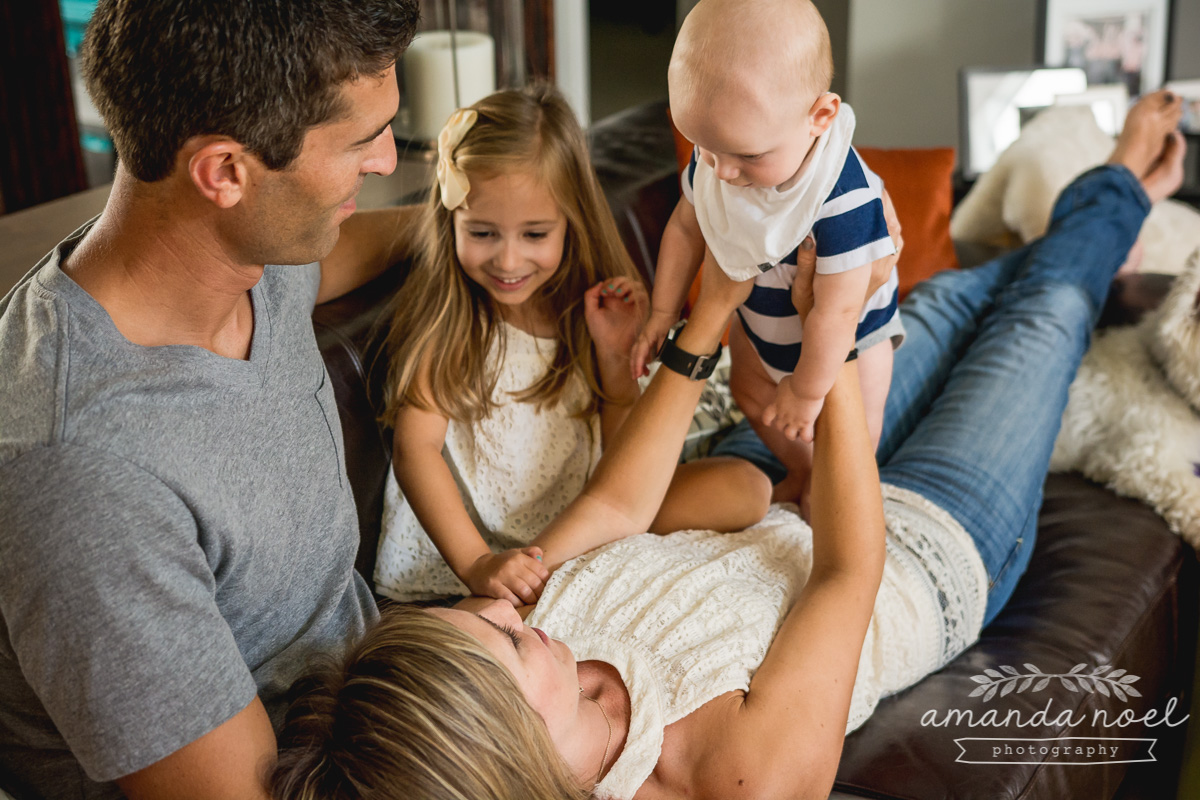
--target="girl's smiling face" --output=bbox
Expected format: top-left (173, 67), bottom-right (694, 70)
top-left (454, 169), bottom-right (568, 330)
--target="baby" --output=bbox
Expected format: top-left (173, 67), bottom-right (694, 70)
top-left (633, 0), bottom-right (902, 506)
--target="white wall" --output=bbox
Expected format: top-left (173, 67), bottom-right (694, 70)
top-left (845, 0), bottom-right (1038, 148)
top-left (555, 0), bottom-right (590, 127)
top-left (843, 0), bottom-right (1200, 149)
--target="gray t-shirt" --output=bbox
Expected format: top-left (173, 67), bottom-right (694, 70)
top-left (0, 222), bottom-right (378, 798)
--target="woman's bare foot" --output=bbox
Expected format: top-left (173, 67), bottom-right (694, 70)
top-left (1142, 131), bottom-right (1188, 204)
top-left (1108, 90), bottom-right (1187, 203)
top-left (1116, 239), bottom-right (1145, 277)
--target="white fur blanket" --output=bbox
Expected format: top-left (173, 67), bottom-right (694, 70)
top-left (951, 106), bottom-right (1200, 277)
top-left (1050, 249), bottom-right (1200, 548)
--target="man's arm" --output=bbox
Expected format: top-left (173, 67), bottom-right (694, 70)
top-left (116, 699), bottom-right (275, 800)
top-left (0, 450), bottom-right (274, 797)
top-left (317, 205), bottom-right (422, 304)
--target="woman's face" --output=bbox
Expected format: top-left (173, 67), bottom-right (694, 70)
top-left (429, 601), bottom-right (582, 739)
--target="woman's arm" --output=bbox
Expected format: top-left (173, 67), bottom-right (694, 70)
top-left (696, 362), bottom-right (886, 800)
top-left (530, 262), bottom-right (753, 569)
top-left (692, 214), bottom-right (903, 800)
top-left (393, 403), bottom-right (549, 605)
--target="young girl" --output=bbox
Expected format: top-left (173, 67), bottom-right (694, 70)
top-left (374, 86), bottom-right (771, 607)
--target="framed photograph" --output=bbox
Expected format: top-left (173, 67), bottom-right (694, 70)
top-left (1040, 0), bottom-right (1173, 97)
top-left (958, 67), bottom-right (1088, 180)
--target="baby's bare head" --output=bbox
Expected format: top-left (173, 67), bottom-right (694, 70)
top-left (669, 0), bottom-right (832, 125)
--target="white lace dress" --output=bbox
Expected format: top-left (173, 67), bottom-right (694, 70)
top-left (374, 323), bottom-right (602, 601)
top-left (526, 486), bottom-right (989, 800)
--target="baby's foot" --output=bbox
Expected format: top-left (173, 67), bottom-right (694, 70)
top-left (1108, 90), bottom-right (1186, 203)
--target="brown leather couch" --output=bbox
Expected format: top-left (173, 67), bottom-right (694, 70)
top-left (312, 102), bottom-right (1199, 799)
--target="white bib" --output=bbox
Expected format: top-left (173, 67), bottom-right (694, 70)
top-left (692, 103), bottom-right (857, 281)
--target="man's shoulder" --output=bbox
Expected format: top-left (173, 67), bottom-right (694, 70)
top-left (0, 254), bottom-right (77, 461)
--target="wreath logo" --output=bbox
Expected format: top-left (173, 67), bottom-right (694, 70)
top-left (968, 664), bottom-right (1142, 703)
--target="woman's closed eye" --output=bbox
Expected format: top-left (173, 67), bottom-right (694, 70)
top-left (479, 615), bottom-right (523, 650)
top-left (500, 624), bottom-right (523, 650)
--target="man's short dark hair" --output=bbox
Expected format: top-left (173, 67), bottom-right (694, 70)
top-left (80, 0), bottom-right (419, 182)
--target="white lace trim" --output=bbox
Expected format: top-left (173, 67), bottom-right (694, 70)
top-left (374, 323), bottom-right (602, 601)
top-left (528, 488), bottom-right (987, 799)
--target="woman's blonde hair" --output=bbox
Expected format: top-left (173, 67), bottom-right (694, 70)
top-left (271, 606), bottom-right (591, 800)
top-left (381, 84), bottom-right (640, 424)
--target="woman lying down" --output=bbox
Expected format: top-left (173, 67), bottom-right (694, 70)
top-left (268, 90), bottom-right (1185, 800)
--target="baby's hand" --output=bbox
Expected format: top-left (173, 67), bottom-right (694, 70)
top-left (630, 309), bottom-right (677, 380)
top-left (464, 547), bottom-right (550, 606)
top-left (585, 277), bottom-right (649, 366)
top-left (763, 375), bottom-right (825, 443)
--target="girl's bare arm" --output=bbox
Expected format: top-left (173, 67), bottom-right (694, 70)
top-left (393, 399), bottom-right (548, 605)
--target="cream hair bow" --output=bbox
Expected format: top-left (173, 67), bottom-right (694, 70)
top-left (437, 109), bottom-right (477, 210)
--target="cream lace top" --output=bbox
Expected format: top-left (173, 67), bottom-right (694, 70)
top-left (526, 486), bottom-right (988, 800)
top-left (374, 323), bottom-right (602, 601)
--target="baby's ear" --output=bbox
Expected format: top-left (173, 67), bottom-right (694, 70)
top-left (808, 93), bottom-right (841, 137)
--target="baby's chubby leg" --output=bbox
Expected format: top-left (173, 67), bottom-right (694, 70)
top-left (855, 339), bottom-right (893, 451)
top-left (728, 318), bottom-right (817, 510)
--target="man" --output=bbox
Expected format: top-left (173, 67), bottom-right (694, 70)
top-left (0, 1), bottom-right (420, 797)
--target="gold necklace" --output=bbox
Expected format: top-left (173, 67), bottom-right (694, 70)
top-left (579, 686), bottom-right (613, 786)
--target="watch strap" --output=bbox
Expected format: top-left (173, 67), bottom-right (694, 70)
top-left (658, 323), bottom-right (722, 380)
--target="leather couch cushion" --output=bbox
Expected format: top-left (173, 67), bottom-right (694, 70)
top-left (835, 473), bottom-right (1198, 798)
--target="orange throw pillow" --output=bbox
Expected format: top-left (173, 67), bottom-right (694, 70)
top-left (857, 146), bottom-right (959, 298)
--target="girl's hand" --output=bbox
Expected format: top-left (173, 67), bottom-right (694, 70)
top-left (584, 277), bottom-right (649, 363)
top-left (630, 309), bottom-right (678, 380)
top-left (464, 547), bottom-right (551, 606)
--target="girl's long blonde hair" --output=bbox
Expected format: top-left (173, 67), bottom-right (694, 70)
top-left (270, 606), bottom-right (590, 800)
top-left (382, 84), bottom-right (639, 424)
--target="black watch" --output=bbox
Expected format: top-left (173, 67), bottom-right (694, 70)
top-left (657, 321), bottom-right (722, 380)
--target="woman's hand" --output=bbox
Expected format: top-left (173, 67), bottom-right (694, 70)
top-left (463, 547), bottom-right (550, 607)
top-left (584, 277), bottom-right (649, 364)
top-left (791, 188), bottom-right (904, 321)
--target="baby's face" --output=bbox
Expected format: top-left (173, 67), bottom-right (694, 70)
top-left (672, 89), bottom-right (836, 190)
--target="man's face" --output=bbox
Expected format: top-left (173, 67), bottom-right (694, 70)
top-left (240, 63), bottom-right (400, 266)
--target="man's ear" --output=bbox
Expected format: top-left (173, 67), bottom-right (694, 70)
top-left (185, 136), bottom-right (253, 209)
top-left (808, 93), bottom-right (841, 138)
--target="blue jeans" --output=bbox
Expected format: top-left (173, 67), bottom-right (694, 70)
top-left (713, 165), bottom-right (1151, 626)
